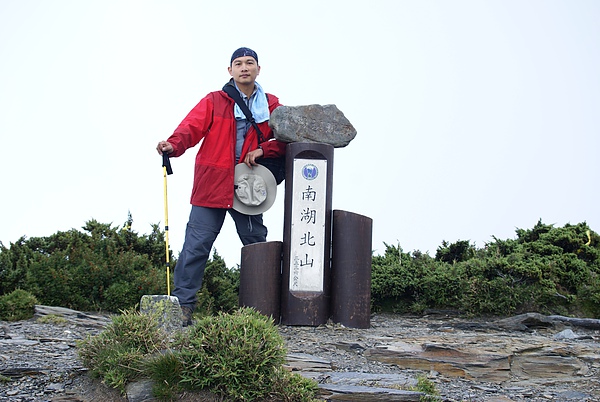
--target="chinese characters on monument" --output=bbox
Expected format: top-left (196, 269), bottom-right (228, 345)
top-left (289, 159), bottom-right (328, 292)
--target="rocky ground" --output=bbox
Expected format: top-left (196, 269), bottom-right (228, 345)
top-left (1, 307), bottom-right (599, 401)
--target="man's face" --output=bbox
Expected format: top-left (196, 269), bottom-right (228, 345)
top-left (228, 56), bottom-right (260, 86)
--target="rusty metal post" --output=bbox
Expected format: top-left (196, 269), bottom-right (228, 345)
top-left (331, 210), bottom-right (372, 328)
top-left (239, 241), bottom-right (282, 322)
top-left (281, 143), bottom-right (334, 326)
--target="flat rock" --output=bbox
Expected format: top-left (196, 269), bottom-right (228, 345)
top-left (496, 312), bottom-right (555, 331)
top-left (285, 352), bottom-right (332, 371)
top-left (270, 104), bottom-right (357, 147)
top-left (364, 331), bottom-right (597, 384)
top-left (305, 371), bottom-right (417, 388)
top-left (318, 384), bottom-right (423, 401)
top-left (34, 305), bottom-right (111, 327)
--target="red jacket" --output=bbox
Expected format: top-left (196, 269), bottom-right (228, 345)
top-left (167, 89), bottom-right (285, 209)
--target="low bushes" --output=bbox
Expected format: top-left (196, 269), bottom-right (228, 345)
top-left (372, 221), bottom-right (600, 317)
top-left (0, 289), bottom-right (37, 321)
top-left (1, 216), bottom-right (598, 319)
top-left (77, 307), bottom-right (318, 401)
top-left (0, 216), bottom-right (238, 315)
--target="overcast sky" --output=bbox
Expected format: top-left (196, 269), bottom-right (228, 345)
top-left (1, 0), bottom-right (598, 267)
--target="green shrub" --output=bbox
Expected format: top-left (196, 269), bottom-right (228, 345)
top-left (194, 252), bottom-right (239, 317)
top-left (173, 308), bottom-right (288, 400)
top-left (3, 216), bottom-right (600, 320)
top-left (413, 375), bottom-right (440, 401)
top-left (371, 243), bottom-right (415, 309)
top-left (0, 289), bottom-right (37, 321)
top-left (144, 351), bottom-right (185, 400)
top-left (435, 240), bottom-right (475, 263)
top-left (373, 221), bottom-right (600, 317)
top-left (102, 281), bottom-right (144, 313)
top-left (269, 367), bottom-right (319, 402)
top-left (78, 308), bottom-right (318, 401)
top-left (37, 314), bottom-right (68, 325)
top-left (1, 217), bottom-right (172, 312)
top-left (77, 308), bottom-right (167, 392)
top-left (0, 239), bottom-right (29, 295)
top-left (1, 216), bottom-right (243, 314)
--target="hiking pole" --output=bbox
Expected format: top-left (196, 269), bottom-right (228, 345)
top-left (162, 152), bottom-right (173, 295)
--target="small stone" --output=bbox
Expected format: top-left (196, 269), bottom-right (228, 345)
top-left (558, 390), bottom-right (593, 399)
top-left (46, 382), bottom-right (65, 391)
top-left (270, 104), bottom-right (357, 147)
top-left (554, 328), bottom-right (577, 339)
top-left (139, 295), bottom-right (183, 334)
top-left (126, 379), bottom-right (154, 402)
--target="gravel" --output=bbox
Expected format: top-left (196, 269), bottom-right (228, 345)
top-left (1, 312), bottom-right (599, 401)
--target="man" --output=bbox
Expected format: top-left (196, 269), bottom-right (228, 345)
top-left (156, 47), bottom-right (285, 326)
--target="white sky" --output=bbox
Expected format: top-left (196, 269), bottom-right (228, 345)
top-left (1, 0), bottom-right (599, 267)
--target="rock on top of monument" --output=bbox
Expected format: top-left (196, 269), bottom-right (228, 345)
top-left (269, 104), bottom-right (357, 148)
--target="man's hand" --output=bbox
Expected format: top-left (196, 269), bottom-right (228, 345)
top-left (156, 141), bottom-right (173, 155)
top-left (243, 148), bottom-right (264, 167)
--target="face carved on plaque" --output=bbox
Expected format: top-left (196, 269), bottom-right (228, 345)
top-left (235, 173), bottom-right (267, 206)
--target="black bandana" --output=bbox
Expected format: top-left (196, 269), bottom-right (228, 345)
top-left (230, 47), bottom-right (258, 65)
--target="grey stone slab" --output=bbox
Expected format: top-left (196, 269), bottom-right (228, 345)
top-left (270, 104), bottom-right (357, 147)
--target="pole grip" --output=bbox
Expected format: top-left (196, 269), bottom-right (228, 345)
top-left (162, 152), bottom-right (173, 175)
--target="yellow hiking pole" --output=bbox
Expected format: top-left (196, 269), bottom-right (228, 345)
top-left (162, 152), bottom-right (173, 295)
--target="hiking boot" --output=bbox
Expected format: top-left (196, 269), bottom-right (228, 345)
top-left (181, 306), bottom-right (193, 327)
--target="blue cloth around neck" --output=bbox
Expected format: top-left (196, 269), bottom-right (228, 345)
top-left (233, 81), bottom-right (269, 123)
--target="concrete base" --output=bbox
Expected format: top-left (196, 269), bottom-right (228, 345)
top-left (139, 295), bottom-right (183, 333)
